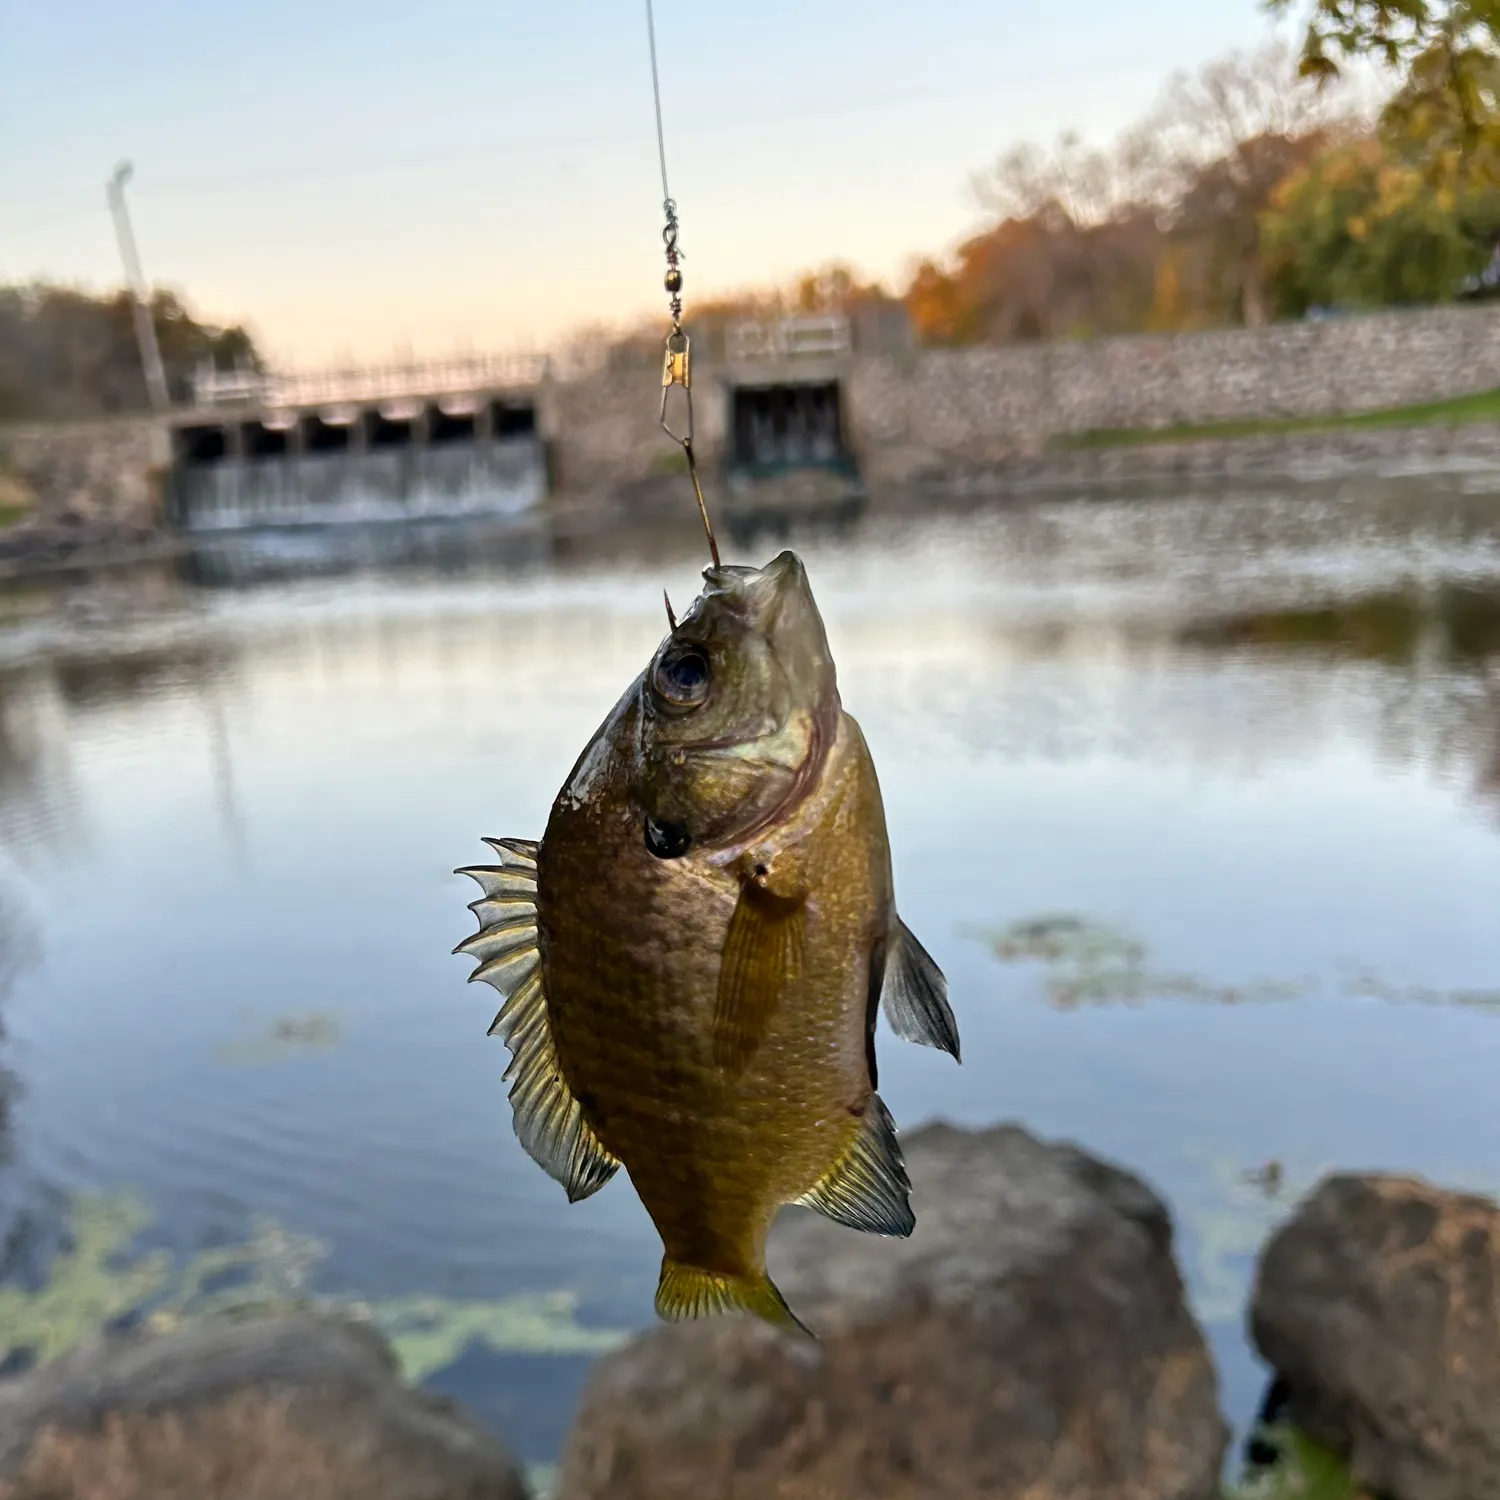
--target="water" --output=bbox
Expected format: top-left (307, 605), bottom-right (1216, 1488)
top-left (0, 480), bottom-right (1498, 1473)
top-left (173, 435), bottom-right (547, 531)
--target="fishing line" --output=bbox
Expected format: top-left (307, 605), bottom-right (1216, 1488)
top-left (644, 0), bottom-right (721, 570)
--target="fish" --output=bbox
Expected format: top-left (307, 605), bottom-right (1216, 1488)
top-left (454, 549), bottom-right (959, 1335)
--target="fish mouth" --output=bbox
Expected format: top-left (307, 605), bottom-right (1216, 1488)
top-left (702, 550), bottom-right (804, 602)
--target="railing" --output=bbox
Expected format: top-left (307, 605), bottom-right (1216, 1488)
top-left (725, 314), bottom-right (852, 364)
top-left (187, 317), bottom-right (853, 411)
top-left (190, 350), bottom-right (555, 411)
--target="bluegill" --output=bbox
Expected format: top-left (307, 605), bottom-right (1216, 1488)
top-left (455, 550), bottom-right (959, 1333)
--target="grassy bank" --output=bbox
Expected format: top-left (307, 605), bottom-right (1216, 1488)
top-left (1056, 385), bottom-right (1500, 451)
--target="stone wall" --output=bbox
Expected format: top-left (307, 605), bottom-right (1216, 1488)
top-left (845, 303), bottom-right (1500, 484)
top-left (0, 418), bottom-right (169, 537)
top-left (541, 348), bottom-right (731, 498)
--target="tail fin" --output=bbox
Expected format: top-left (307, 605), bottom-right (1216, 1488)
top-left (655, 1257), bottom-right (813, 1338)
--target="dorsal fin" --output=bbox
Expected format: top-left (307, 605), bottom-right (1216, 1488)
top-left (881, 918), bottom-right (961, 1062)
top-left (455, 837), bottom-right (620, 1203)
top-left (793, 1093), bottom-right (914, 1237)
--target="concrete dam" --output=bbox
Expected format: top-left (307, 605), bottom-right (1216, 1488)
top-left (162, 316), bottom-right (875, 534)
top-left (166, 354), bottom-right (550, 532)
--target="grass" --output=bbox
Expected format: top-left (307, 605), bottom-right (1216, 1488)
top-left (1055, 384), bottom-right (1500, 450)
top-left (1223, 1428), bottom-right (1364, 1499)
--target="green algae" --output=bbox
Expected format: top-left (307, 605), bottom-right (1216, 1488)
top-left (0, 1192), bottom-right (173, 1365)
top-left (972, 913), bottom-right (1307, 1009)
top-left (361, 1291), bottom-right (627, 1381)
top-left (214, 1010), bottom-right (343, 1065)
top-left (975, 911), bottom-right (1500, 1015)
top-left (1224, 1426), bottom-right (1361, 1499)
top-left (0, 1191), bottom-right (629, 1384)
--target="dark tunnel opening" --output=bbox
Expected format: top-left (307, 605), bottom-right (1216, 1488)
top-left (302, 416), bottom-right (352, 454)
top-left (427, 406), bottom-right (477, 446)
top-left (490, 401), bottom-right (537, 439)
top-left (176, 425), bottom-right (229, 467)
top-left (243, 422), bottom-right (290, 460)
top-left (366, 411), bottom-right (417, 449)
top-left (729, 382), bottom-right (847, 473)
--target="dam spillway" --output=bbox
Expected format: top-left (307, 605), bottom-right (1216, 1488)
top-left (166, 390), bottom-right (547, 533)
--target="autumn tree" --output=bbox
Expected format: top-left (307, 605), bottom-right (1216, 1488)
top-left (906, 132), bottom-right (1165, 344)
top-left (905, 43), bottom-right (1346, 343)
top-left (1262, 135), bottom-right (1500, 311)
top-left (1146, 42), bottom-right (1354, 324)
top-left (1270, 0), bottom-right (1500, 173)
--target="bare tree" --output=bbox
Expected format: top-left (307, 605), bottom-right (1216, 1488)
top-left (1144, 42), bottom-right (1365, 324)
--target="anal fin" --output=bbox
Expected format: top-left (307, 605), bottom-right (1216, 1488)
top-left (881, 917), bottom-right (961, 1062)
top-left (794, 1093), bottom-right (914, 1237)
top-left (456, 837), bottom-right (620, 1204)
top-left (655, 1258), bottom-right (812, 1338)
top-left (713, 881), bottom-right (805, 1075)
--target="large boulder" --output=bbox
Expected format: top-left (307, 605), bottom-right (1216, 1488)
top-left (557, 1121), bottom-right (1227, 1500)
top-left (1251, 1172), bottom-right (1500, 1500)
top-left (0, 1311), bottom-right (529, 1500)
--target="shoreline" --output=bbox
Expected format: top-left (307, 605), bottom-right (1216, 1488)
top-left (4, 417), bottom-right (1500, 587)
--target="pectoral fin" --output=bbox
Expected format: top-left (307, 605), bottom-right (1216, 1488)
top-left (881, 918), bottom-right (961, 1062)
top-left (713, 880), bottom-right (806, 1075)
top-left (793, 1093), bottom-right (914, 1237)
top-left (456, 837), bottom-right (620, 1203)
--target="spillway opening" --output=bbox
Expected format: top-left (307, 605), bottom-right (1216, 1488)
top-left (176, 424), bottom-right (228, 467)
top-left (244, 422), bottom-right (290, 460)
top-left (367, 411), bottom-right (416, 450)
top-left (729, 381), bottom-right (848, 474)
top-left (427, 406), bottom-right (477, 446)
top-left (303, 415), bottom-right (352, 454)
top-left (490, 400), bottom-right (536, 439)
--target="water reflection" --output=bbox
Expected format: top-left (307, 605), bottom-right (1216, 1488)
top-left (1176, 583), bottom-right (1500, 670)
top-left (0, 482), bottom-right (1495, 1465)
top-left (177, 512), bottom-right (557, 591)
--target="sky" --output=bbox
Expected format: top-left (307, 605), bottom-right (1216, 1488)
top-left (1, 0), bottom-right (1300, 368)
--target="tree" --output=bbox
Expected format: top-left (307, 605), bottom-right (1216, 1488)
top-left (1261, 135), bottom-right (1500, 312)
top-left (1147, 42), bottom-right (1354, 323)
top-left (0, 283), bottom-right (261, 421)
top-left (906, 43), bottom-right (1345, 341)
top-left (1269, 0), bottom-right (1500, 167)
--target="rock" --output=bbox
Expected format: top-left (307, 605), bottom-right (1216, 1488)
top-left (0, 1311), bottom-right (530, 1500)
top-left (1251, 1172), bottom-right (1500, 1500)
top-left (557, 1122), bottom-right (1227, 1500)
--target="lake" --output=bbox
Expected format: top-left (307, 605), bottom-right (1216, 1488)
top-left (1, 478), bottom-right (1498, 1479)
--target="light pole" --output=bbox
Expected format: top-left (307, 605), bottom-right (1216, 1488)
top-left (106, 161), bottom-right (171, 412)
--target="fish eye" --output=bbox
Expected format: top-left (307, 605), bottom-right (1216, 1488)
top-left (644, 816), bottom-right (691, 859)
top-left (652, 643), bottom-right (711, 710)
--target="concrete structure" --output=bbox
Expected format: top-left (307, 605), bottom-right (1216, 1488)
top-left (21, 300), bottom-right (1500, 554)
top-left (164, 317), bottom-right (877, 531)
top-left (165, 352), bottom-right (554, 531)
